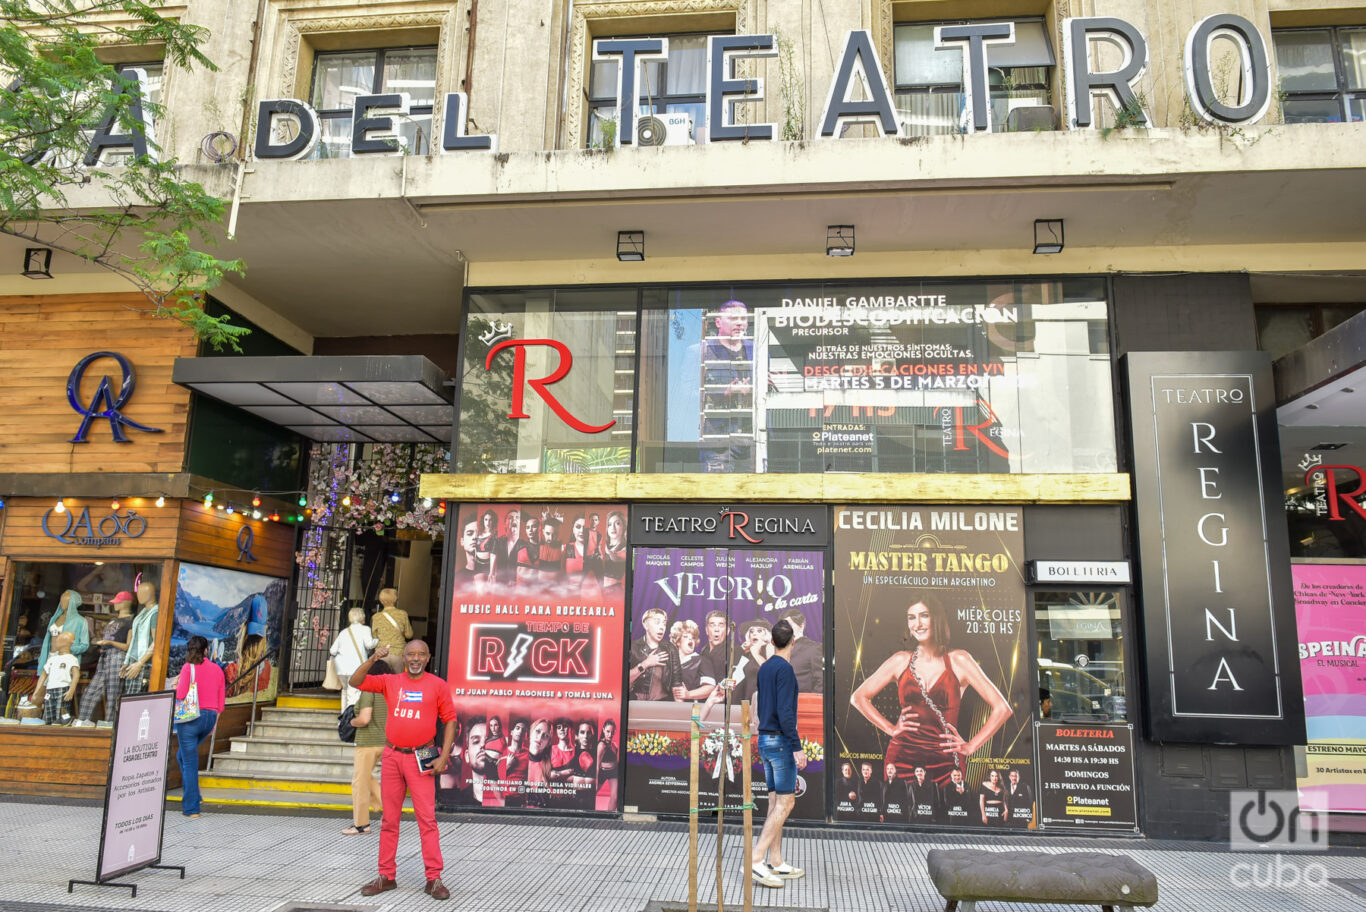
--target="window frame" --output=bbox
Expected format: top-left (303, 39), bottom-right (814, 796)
top-left (585, 30), bottom-right (729, 147)
top-left (1273, 25), bottom-right (1366, 123)
top-left (307, 45), bottom-right (438, 157)
top-left (892, 17), bottom-right (1054, 135)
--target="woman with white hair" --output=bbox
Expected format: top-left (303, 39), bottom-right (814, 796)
top-left (329, 606), bottom-right (378, 712)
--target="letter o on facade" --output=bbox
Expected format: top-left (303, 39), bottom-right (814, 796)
top-left (1184, 15), bottom-right (1271, 125)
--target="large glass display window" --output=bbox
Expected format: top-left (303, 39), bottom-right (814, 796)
top-left (636, 279), bottom-right (1115, 474)
top-left (457, 289), bottom-right (637, 473)
top-left (1, 561), bottom-right (162, 728)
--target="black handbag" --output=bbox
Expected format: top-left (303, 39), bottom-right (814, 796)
top-left (338, 704), bottom-right (357, 743)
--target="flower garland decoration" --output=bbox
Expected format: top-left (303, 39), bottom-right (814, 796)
top-left (304, 442), bottom-right (450, 536)
top-left (627, 731), bottom-right (688, 757)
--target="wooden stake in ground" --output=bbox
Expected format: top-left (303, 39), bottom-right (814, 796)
top-left (716, 699), bottom-right (726, 912)
top-left (689, 703), bottom-right (700, 912)
top-left (741, 701), bottom-right (753, 912)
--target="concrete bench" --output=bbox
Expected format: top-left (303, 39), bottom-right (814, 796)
top-left (926, 848), bottom-right (1159, 912)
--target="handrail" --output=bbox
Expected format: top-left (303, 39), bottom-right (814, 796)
top-left (206, 652), bottom-right (272, 770)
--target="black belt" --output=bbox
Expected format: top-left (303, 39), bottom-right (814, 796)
top-left (388, 742), bottom-right (433, 754)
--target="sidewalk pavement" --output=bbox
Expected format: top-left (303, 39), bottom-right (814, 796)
top-left (5, 799), bottom-right (1366, 912)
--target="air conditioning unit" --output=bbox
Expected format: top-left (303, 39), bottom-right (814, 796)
top-left (636, 112), bottom-right (694, 146)
top-left (1005, 104), bottom-right (1059, 132)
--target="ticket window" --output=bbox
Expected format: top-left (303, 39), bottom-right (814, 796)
top-left (1033, 591), bottom-right (1128, 723)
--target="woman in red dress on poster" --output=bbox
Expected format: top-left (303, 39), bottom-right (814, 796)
top-left (596, 718), bottom-right (619, 810)
top-left (850, 596), bottom-right (1012, 787)
top-left (599, 511), bottom-right (627, 592)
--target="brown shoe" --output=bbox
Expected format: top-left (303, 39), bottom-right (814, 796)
top-left (425, 878), bottom-right (451, 900)
top-left (360, 876), bottom-right (396, 896)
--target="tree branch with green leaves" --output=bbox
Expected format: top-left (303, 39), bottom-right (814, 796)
top-left (1, 0), bottom-right (248, 349)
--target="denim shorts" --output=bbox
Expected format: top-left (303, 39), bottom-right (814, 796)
top-left (758, 733), bottom-right (797, 795)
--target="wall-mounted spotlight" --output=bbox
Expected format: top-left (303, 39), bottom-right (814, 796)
top-left (23, 247), bottom-right (53, 279)
top-left (616, 230), bottom-right (645, 262)
top-left (1033, 219), bottom-right (1065, 255)
top-left (826, 225), bottom-right (855, 257)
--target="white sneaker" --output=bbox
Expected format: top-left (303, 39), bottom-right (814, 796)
top-left (752, 864), bottom-right (782, 889)
top-left (70, 719), bottom-right (92, 728)
top-left (767, 862), bottom-right (804, 879)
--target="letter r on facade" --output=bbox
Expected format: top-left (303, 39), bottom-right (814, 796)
top-left (486, 338), bottom-right (616, 434)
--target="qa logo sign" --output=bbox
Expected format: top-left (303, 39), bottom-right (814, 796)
top-left (42, 506), bottom-right (147, 548)
top-left (236, 525), bottom-right (258, 564)
top-left (67, 351), bottom-right (164, 443)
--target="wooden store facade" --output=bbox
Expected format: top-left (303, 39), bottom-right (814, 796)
top-left (0, 293), bottom-right (297, 798)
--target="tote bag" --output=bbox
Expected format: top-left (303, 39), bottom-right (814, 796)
top-left (174, 664), bottom-right (201, 723)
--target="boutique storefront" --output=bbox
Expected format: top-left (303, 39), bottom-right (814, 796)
top-left (0, 293), bottom-right (298, 799)
top-left (0, 495), bottom-right (295, 797)
top-left (420, 274), bottom-right (1300, 838)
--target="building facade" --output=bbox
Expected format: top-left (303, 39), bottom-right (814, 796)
top-left (2, 0), bottom-right (1365, 836)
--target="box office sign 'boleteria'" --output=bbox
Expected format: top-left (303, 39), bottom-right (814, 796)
top-left (1125, 352), bottom-right (1304, 745)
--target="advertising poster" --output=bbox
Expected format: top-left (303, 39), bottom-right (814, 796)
top-left (440, 503), bottom-right (627, 812)
top-left (98, 691), bottom-right (174, 881)
top-left (168, 563), bottom-right (287, 704)
top-left (833, 505), bottom-right (1033, 829)
top-left (1037, 723), bottom-right (1138, 831)
top-left (654, 280), bottom-right (1115, 476)
top-left (625, 547), bottom-right (827, 820)
top-left (1294, 563), bottom-right (1366, 813)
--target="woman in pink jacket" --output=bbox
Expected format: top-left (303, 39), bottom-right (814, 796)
top-left (176, 635), bottom-right (226, 818)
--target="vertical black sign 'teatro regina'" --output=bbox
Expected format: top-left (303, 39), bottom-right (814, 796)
top-left (1125, 352), bottom-right (1304, 744)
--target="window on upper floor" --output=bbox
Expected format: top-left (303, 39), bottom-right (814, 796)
top-left (1273, 27), bottom-right (1366, 123)
top-left (586, 32), bottom-right (727, 147)
top-left (893, 19), bottom-right (1055, 135)
top-left (308, 46), bottom-right (437, 158)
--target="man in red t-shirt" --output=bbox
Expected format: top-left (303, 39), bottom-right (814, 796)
top-left (350, 640), bottom-right (457, 901)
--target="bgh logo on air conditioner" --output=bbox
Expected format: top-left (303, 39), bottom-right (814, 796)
top-left (636, 112), bottom-right (695, 146)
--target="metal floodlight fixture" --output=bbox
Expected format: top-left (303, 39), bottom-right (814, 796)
top-left (1033, 219), bottom-right (1065, 255)
top-left (23, 247), bottom-right (53, 279)
top-left (826, 225), bottom-right (855, 257)
top-left (616, 230), bottom-right (645, 262)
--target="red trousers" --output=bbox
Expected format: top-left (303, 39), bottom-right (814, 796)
top-left (378, 746), bottom-right (442, 880)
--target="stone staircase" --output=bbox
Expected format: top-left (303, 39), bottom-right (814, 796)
top-left (168, 694), bottom-right (410, 814)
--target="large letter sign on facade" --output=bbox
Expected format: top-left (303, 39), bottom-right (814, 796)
top-left (592, 38), bottom-right (668, 147)
top-left (350, 93), bottom-right (407, 154)
top-left (936, 22), bottom-right (1017, 133)
top-left (818, 30), bottom-right (898, 138)
top-left (486, 338), bottom-right (615, 434)
top-left (67, 351), bottom-right (164, 443)
top-left (253, 99), bottom-right (319, 160)
top-left (1063, 18), bottom-right (1150, 130)
top-left (84, 68), bottom-right (155, 165)
top-left (707, 35), bottom-right (779, 142)
top-left (1183, 15), bottom-right (1272, 126)
top-left (1125, 352), bottom-right (1305, 744)
top-left (442, 92), bottom-right (496, 151)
